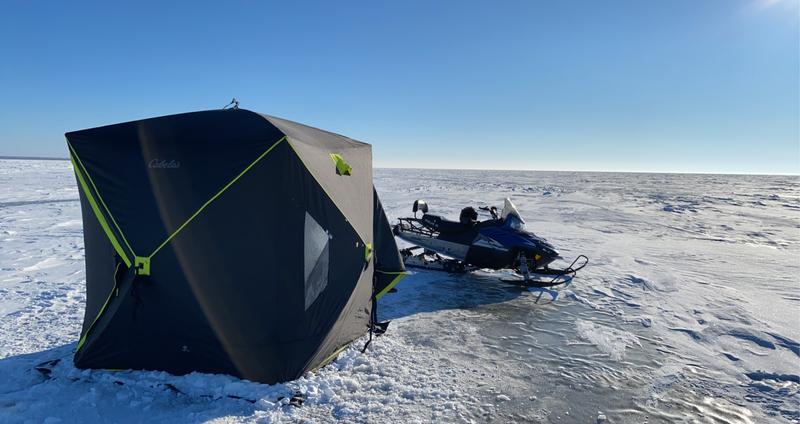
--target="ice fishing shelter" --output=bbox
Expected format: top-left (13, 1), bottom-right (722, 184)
top-left (66, 109), bottom-right (405, 384)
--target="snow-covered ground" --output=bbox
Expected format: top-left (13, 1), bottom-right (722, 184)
top-left (1, 159), bottom-right (798, 423)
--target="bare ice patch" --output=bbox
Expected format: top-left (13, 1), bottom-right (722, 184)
top-left (576, 320), bottom-right (641, 360)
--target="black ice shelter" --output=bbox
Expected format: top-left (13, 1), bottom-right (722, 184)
top-left (66, 109), bottom-right (405, 384)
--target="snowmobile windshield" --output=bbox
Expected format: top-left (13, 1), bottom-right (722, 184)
top-left (504, 214), bottom-right (526, 231)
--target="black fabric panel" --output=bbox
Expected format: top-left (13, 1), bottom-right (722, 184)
top-left (75, 143), bottom-right (368, 383)
top-left (373, 188), bottom-right (405, 294)
top-left (74, 266), bottom-right (135, 368)
top-left (163, 142), bottom-right (367, 382)
top-left (74, 265), bottom-right (236, 377)
top-left (66, 110), bottom-right (285, 255)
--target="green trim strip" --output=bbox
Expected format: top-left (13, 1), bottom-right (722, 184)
top-left (76, 263), bottom-right (121, 352)
top-left (68, 143), bottom-right (136, 257)
top-left (375, 271), bottom-right (407, 300)
top-left (148, 136), bottom-right (287, 259)
top-left (71, 155), bottom-right (132, 267)
top-left (317, 343), bottom-right (350, 369)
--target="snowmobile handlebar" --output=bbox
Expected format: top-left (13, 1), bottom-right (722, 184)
top-left (478, 206), bottom-right (499, 220)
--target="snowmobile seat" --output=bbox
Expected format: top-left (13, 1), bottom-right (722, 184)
top-left (420, 214), bottom-right (469, 233)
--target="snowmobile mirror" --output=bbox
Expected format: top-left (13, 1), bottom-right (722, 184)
top-left (412, 200), bottom-right (428, 217)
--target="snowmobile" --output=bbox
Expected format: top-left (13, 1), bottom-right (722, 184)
top-left (393, 198), bottom-right (587, 287)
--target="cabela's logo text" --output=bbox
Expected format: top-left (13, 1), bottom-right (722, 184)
top-left (148, 159), bottom-right (181, 169)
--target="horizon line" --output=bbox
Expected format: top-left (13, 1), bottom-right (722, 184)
top-left (0, 155), bottom-right (796, 177)
top-left (374, 165), bottom-right (800, 177)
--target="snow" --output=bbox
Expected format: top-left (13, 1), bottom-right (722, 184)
top-left (1, 160), bottom-right (799, 423)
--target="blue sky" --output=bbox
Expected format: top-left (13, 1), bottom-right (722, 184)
top-left (0, 0), bottom-right (797, 174)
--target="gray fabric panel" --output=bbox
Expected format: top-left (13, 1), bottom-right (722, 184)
top-left (261, 114), bottom-right (373, 244)
top-left (373, 188), bottom-right (405, 274)
top-left (261, 114), bottom-right (369, 149)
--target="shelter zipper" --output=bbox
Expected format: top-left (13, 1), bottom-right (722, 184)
top-left (76, 263), bottom-right (123, 352)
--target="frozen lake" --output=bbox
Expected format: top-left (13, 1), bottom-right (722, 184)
top-left (0, 159), bottom-right (798, 423)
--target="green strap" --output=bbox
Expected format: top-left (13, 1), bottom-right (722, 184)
top-left (71, 155), bottom-right (133, 267)
top-left (375, 271), bottom-right (407, 299)
top-left (147, 136), bottom-right (287, 259)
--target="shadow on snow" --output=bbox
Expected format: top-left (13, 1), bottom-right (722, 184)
top-left (378, 269), bottom-right (564, 321)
